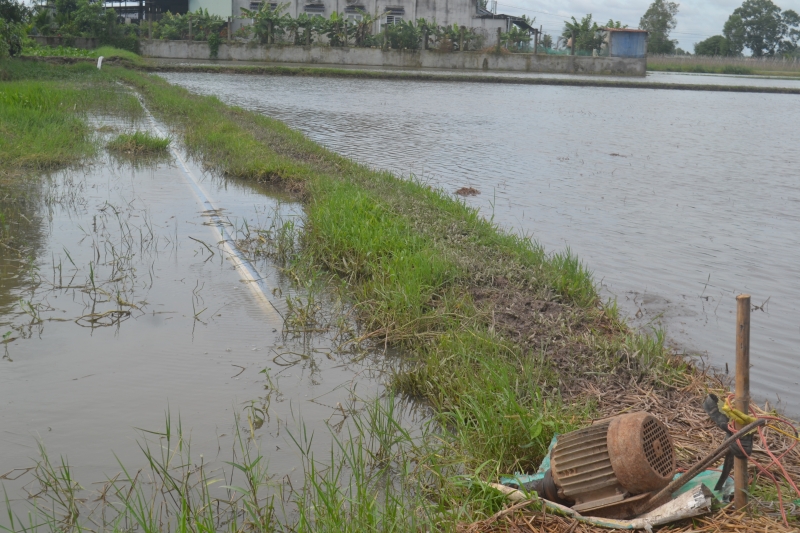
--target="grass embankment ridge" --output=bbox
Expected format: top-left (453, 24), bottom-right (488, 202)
top-left (647, 54), bottom-right (800, 78)
top-left (146, 63), bottom-right (800, 94)
top-left (113, 67), bottom-right (689, 453)
top-left (20, 45), bottom-right (147, 67)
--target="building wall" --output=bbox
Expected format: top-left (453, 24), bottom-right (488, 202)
top-left (141, 40), bottom-right (647, 75)
top-left (189, 0), bottom-right (232, 18)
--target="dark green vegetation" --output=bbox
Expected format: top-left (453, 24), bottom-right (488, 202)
top-left (107, 130), bottom-right (170, 155)
top-left (26, 0), bottom-right (140, 51)
top-left (0, 60), bottom-right (141, 174)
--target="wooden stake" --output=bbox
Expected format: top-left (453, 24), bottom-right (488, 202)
top-left (734, 293), bottom-right (751, 510)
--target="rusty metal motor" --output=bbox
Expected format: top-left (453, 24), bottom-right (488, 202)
top-left (543, 412), bottom-right (676, 518)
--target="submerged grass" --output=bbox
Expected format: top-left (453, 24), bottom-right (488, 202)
top-left (107, 130), bottom-right (170, 155)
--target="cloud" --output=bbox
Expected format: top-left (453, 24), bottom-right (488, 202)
top-left (494, 0), bottom-right (800, 51)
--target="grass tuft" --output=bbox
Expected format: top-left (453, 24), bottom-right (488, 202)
top-left (107, 131), bottom-right (170, 155)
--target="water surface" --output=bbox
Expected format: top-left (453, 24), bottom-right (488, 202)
top-left (0, 124), bottom-right (388, 494)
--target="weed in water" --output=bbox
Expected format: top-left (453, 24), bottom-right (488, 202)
top-left (107, 131), bottom-right (170, 156)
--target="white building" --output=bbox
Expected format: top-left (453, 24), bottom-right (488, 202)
top-left (188, 0), bottom-right (532, 45)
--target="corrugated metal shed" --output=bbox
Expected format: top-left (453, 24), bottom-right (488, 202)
top-left (604, 28), bottom-right (648, 58)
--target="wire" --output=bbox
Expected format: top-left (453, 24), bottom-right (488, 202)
top-left (723, 393), bottom-right (800, 528)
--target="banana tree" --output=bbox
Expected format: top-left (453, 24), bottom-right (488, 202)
top-left (240, 1), bottom-right (290, 44)
top-left (502, 25), bottom-right (531, 52)
top-left (417, 17), bottom-right (437, 49)
top-left (323, 11), bottom-right (350, 46)
top-left (351, 9), bottom-right (376, 47)
top-left (562, 14), bottom-right (603, 52)
top-left (385, 19), bottom-right (422, 49)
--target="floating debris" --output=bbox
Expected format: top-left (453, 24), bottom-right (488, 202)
top-left (455, 187), bottom-right (480, 196)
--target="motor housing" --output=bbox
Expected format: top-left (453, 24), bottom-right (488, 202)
top-left (548, 412), bottom-right (675, 518)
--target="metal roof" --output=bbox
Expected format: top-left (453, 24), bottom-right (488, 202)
top-left (601, 28), bottom-right (648, 33)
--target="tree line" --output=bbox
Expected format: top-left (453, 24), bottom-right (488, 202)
top-left (1, 0), bottom-right (140, 57)
top-left (695, 0), bottom-right (799, 57)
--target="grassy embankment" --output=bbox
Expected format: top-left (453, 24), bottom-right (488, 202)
top-left (0, 59), bottom-right (141, 178)
top-left (1, 58), bottom-right (796, 532)
top-left (647, 54), bottom-right (800, 77)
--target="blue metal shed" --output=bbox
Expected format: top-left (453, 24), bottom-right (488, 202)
top-left (605, 28), bottom-right (648, 58)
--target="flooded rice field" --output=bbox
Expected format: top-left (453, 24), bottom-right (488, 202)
top-left (0, 119), bottom-right (392, 494)
top-left (160, 72), bottom-right (800, 414)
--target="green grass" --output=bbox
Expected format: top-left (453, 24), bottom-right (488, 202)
top-left (647, 62), bottom-right (756, 75)
top-left (107, 130), bottom-right (170, 155)
top-left (94, 46), bottom-right (147, 66)
top-left (0, 61), bottom-right (143, 173)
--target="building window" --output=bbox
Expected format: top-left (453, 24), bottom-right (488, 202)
top-left (344, 6), bottom-right (364, 23)
top-left (304, 3), bottom-right (325, 12)
top-left (382, 7), bottom-right (404, 28)
top-left (249, 1), bottom-right (278, 9)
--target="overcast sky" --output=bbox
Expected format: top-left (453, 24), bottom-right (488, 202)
top-left (494, 0), bottom-right (800, 52)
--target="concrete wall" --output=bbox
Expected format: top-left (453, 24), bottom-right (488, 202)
top-left (141, 40), bottom-right (647, 75)
top-left (31, 36), bottom-right (100, 49)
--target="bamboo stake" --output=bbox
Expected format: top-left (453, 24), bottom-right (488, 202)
top-left (735, 293), bottom-right (751, 510)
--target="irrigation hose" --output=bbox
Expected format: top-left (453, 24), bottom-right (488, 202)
top-left (132, 89), bottom-right (285, 322)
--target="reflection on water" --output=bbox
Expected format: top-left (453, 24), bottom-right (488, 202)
top-left (0, 135), bottom-right (390, 496)
top-left (160, 72), bottom-right (800, 415)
